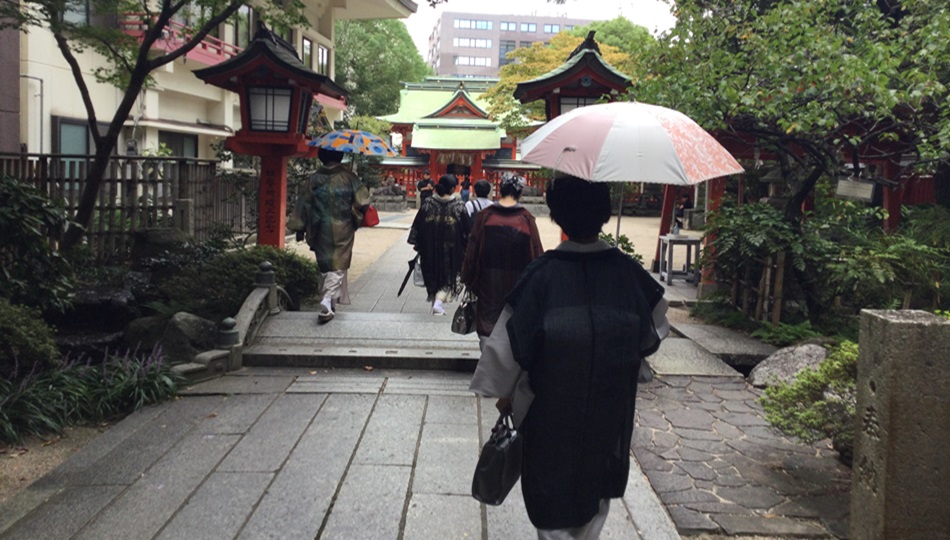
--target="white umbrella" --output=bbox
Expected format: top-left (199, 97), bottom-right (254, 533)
top-left (520, 101), bottom-right (744, 185)
top-left (520, 101), bottom-right (744, 238)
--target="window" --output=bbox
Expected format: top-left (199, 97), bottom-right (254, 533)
top-left (233, 6), bottom-right (252, 49)
top-left (499, 40), bottom-right (516, 66)
top-left (317, 45), bottom-right (329, 75)
top-left (247, 87), bottom-right (293, 131)
top-left (543, 24), bottom-right (560, 34)
top-left (63, 0), bottom-right (88, 25)
top-left (519, 41), bottom-right (533, 48)
top-left (158, 131), bottom-right (198, 157)
top-left (500, 21), bottom-right (516, 31)
top-left (454, 56), bottom-right (491, 67)
top-left (453, 38), bottom-right (491, 48)
top-left (302, 38), bottom-right (313, 69)
top-left (565, 25), bottom-right (574, 30)
top-left (520, 23), bottom-right (536, 32)
top-left (453, 19), bottom-right (492, 30)
top-left (559, 97), bottom-right (598, 114)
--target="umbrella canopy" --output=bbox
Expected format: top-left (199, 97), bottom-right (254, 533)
top-left (309, 129), bottom-right (396, 157)
top-left (519, 102), bottom-right (744, 184)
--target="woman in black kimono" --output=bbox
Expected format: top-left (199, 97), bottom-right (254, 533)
top-left (409, 174), bottom-right (473, 315)
top-left (470, 174), bottom-right (669, 538)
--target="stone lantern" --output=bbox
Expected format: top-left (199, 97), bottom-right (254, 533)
top-left (194, 22), bottom-right (346, 247)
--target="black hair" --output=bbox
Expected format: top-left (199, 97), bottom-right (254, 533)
top-left (499, 179), bottom-right (524, 199)
top-left (318, 147), bottom-right (345, 164)
top-left (545, 175), bottom-right (611, 239)
top-left (473, 179), bottom-right (492, 198)
top-left (436, 174), bottom-right (458, 196)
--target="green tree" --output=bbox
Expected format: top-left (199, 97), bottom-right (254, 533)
top-left (0, 0), bottom-right (308, 250)
top-left (634, 0), bottom-right (950, 222)
top-left (334, 19), bottom-right (431, 117)
top-left (634, 0), bottom-right (950, 317)
top-left (567, 17), bottom-right (655, 75)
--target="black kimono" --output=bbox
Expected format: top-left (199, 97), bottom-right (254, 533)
top-left (502, 246), bottom-right (664, 530)
top-left (408, 194), bottom-right (472, 301)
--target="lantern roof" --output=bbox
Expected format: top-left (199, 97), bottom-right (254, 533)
top-left (513, 31), bottom-right (631, 104)
top-left (193, 22), bottom-right (346, 100)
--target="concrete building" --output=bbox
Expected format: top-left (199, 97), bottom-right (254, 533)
top-left (5, 1), bottom-right (417, 159)
top-left (427, 11), bottom-right (596, 78)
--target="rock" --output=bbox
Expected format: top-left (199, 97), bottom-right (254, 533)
top-left (124, 315), bottom-right (168, 352)
top-left (159, 312), bottom-right (217, 364)
top-left (748, 343), bottom-right (828, 388)
top-left (47, 286), bottom-right (139, 334)
top-left (56, 331), bottom-right (125, 361)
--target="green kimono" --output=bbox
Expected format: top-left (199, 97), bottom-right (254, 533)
top-left (290, 163), bottom-right (370, 273)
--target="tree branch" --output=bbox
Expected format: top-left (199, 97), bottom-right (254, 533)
top-left (147, 1), bottom-right (244, 70)
top-left (52, 32), bottom-right (101, 146)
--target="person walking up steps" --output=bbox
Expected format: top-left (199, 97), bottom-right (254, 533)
top-left (465, 179), bottom-right (493, 217)
top-left (461, 173), bottom-right (543, 351)
top-left (470, 174), bottom-right (669, 539)
top-left (409, 174), bottom-right (473, 315)
top-left (289, 147), bottom-right (370, 323)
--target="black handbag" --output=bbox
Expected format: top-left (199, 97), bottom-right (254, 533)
top-left (451, 289), bottom-right (477, 335)
top-left (471, 412), bottom-right (523, 505)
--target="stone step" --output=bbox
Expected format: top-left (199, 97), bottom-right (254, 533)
top-left (242, 311), bottom-right (480, 371)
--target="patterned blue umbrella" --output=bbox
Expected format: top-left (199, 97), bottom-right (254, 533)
top-left (309, 129), bottom-right (396, 157)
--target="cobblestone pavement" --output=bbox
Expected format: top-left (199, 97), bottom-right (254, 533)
top-left (634, 376), bottom-right (852, 538)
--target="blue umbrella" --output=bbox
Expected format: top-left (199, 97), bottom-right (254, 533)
top-left (309, 129), bottom-right (396, 157)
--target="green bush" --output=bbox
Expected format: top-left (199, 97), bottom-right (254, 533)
top-left (751, 321), bottom-right (823, 347)
top-left (599, 232), bottom-right (644, 264)
top-left (0, 175), bottom-right (75, 312)
top-left (760, 340), bottom-right (858, 465)
top-left (157, 245), bottom-right (321, 321)
top-left (0, 300), bottom-right (61, 380)
top-left (0, 346), bottom-right (182, 443)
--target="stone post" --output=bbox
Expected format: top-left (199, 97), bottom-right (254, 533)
top-left (850, 310), bottom-right (950, 539)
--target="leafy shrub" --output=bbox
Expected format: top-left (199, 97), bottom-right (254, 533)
top-left (0, 175), bottom-right (75, 312)
top-left (0, 300), bottom-right (61, 380)
top-left (157, 245), bottom-right (321, 321)
top-left (0, 345), bottom-right (181, 443)
top-left (599, 232), bottom-right (644, 264)
top-left (760, 341), bottom-right (858, 465)
top-left (702, 202), bottom-right (805, 278)
top-left (751, 321), bottom-right (823, 347)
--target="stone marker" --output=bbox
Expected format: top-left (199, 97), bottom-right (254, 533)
top-left (850, 310), bottom-right (950, 540)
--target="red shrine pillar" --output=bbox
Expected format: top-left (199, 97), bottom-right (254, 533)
top-left (258, 156), bottom-right (289, 248)
top-left (652, 185), bottom-right (679, 272)
top-left (699, 177), bottom-right (727, 290)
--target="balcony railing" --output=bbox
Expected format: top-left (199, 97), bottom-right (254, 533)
top-left (120, 14), bottom-right (242, 66)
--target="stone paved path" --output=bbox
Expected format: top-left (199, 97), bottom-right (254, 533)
top-left (634, 376), bottom-right (851, 538)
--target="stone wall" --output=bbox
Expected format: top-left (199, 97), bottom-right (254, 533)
top-left (850, 310), bottom-right (950, 539)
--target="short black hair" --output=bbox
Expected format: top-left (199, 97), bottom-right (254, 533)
top-left (546, 175), bottom-right (611, 239)
top-left (436, 174), bottom-right (458, 196)
top-left (473, 179), bottom-right (492, 198)
top-left (318, 147), bottom-right (345, 164)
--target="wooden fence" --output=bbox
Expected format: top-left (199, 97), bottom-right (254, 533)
top-left (0, 153), bottom-right (250, 263)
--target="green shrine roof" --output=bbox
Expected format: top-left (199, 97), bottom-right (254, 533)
top-left (378, 77), bottom-right (505, 151)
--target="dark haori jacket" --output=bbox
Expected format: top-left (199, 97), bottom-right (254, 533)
top-left (460, 204), bottom-right (544, 337)
top-left (408, 194), bottom-right (472, 299)
top-left (505, 248), bottom-right (664, 530)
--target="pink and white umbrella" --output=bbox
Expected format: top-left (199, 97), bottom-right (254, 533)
top-left (519, 101), bottom-right (744, 184)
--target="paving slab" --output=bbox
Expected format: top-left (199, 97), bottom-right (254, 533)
top-left (671, 323), bottom-right (777, 366)
top-left (648, 337), bottom-right (742, 377)
top-left (156, 472), bottom-right (273, 540)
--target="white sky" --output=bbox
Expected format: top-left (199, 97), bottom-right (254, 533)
top-left (402, 0), bottom-right (678, 60)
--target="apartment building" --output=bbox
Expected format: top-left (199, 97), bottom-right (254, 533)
top-left (427, 11), bottom-right (596, 78)
top-left (6, 1), bottom-right (417, 159)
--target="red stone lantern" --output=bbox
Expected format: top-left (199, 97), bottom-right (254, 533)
top-left (194, 22), bottom-right (346, 247)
